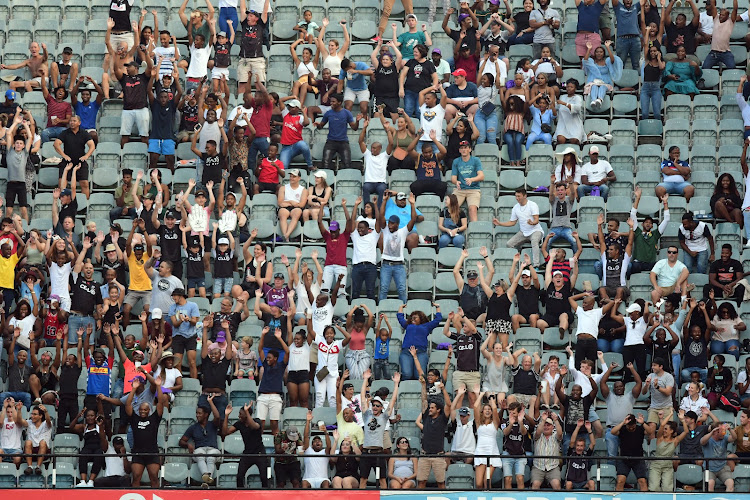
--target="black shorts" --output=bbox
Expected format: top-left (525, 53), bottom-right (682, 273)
top-left (6, 181), bottom-right (28, 207)
top-left (257, 182), bottom-right (278, 194)
top-left (541, 312), bottom-right (562, 327)
top-left (287, 370), bottom-right (309, 384)
top-left (131, 454), bottom-right (161, 466)
top-left (58, 159), bottom-right (90, 181)
top-left (373, 96), bottom-right (400, 116)
top-left (359, 450), bottom-right (387, 478)
top-left (274, 461), bottom-right (302, 484)
top-left (171, 335), bottom-right (198, 354)
top-left (615, 459), bottom-right (647, 479)
top-left (737, 452), bottom-right (750, 464)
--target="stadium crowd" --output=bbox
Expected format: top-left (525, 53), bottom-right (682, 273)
top-left (1, 0), bottom-right (750, 492)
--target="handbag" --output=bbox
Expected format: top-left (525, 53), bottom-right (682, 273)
top-left (480, 101), bottom-right (497, 116)
top-left (316, 366), bottom-right (330, 382)
top-left (541, 124), bottom-right (552, 134)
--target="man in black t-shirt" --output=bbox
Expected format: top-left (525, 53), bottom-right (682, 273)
top-left (198, 327), bottom-right (233, 417)
top-left (511, 255), bottom-right (542, 331)
top-left (538, 260), bottom-right (574, 338)
top-left (201, 137), bottom-right (229, 187)
top-left (70, 238), bottom-right (104, 334)
top-left (663, 0), bottom-right (700, 58)
top-left (416, 383), bottom-right (452, 489)
top-left (445, 310), bottom-right (482, 407)
top-left (210, 296), bottom-right (250, 341)
top-left (112, 22), bottom-right (153, 148)
top-left (443, 9), bottom-right (480, 55)
top-left (564, 421), bottom-right (596, 490)
top-left (509, 348), bottom-right (541, 409)
top-left (124, 376), bottom-right (164, 487)
top-left (54, 116), bottom-right (95, 198)
top-left (222, 402), bottom-right (270, 487)
top-left (237, 0), bottom-right (271, 93)
top-left (611, 413), bottom-right (648, 491)
top-left (148, 67), bottom-right (183, 172)
top-left (705, 244), bottom-right (745, 301)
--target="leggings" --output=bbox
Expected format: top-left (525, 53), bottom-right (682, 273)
top-left (237, 455), bottom-right (270, 487)
top-left (218, 7), bottom-right (239, 36)
top-left (504, 130), bottom-right (525, 161)
top-left (79, 446), bottom-right (105, 476)
top-left (622, 344), bottom-right (646, 383)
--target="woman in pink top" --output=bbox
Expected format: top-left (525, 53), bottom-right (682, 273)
top-left (345, 304), bottom-right (374, 379)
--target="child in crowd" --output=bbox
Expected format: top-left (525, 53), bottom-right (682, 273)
top-left (211, 21), bottom-right (236, 96)
top-left (373, 313), bottom-right (392, 380)
top-left (294, 10), bottom-right (320, 43)
top-left (254, 143), bottom-right (285, 194)
top-left (211, 223), bottom-right (235, 299)
top-left (182, 219), bottom-right (207, 298)
top-left (235, 336), bottom-right (258, 379)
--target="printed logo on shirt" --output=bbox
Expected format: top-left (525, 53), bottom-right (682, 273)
top-left (423, 110), bottom-right (436, 121)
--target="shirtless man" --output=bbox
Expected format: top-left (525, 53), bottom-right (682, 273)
top-left (1, 42), bottom-right (49, 92)
top-left (102, 18), bottom-right (140, 98)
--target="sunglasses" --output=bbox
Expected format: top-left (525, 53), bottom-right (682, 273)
top-left (667, 250), bottom-right (678, 254)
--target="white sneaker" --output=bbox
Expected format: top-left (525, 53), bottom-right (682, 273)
top-left (603, 133), bottom-right (613, 142)
top-left (87, 480), bottom-right (94, 487)
top-left (596, 98), bottom-right (603, 107)
top-left (75, 481), bottom-right (87, 488)
top-left (588, 133), bottom-right (605, 142)
top-left (745, 240), bottom-right (750, 248)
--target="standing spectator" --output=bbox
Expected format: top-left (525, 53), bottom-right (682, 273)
top-left (383, 190), bottom-right (424, 253)
top-left (600, 362), bottom-right (642, 461)
top-left (179, 398), bottom-right (222, 487)
top-left (222, 402), bottom-right (270, 487)
top-left (167, 288), bottom-right (200, 379)
top-left (494, 188), bottom-right (544, 266)
top-left (398, 303), bottom-right (443, 380)
top-left (555, 80), bottom-right (585, 146)
top-left (642, 44), bottom-right (665, 120)
top-left (537, 258), bottom-right (577, 337)
top-left (350, 198), bottom-right (381, 301)
top-left (399, 45), bottom-right (439, 118)
top-left (444, 8), bottom-right (480, 56)
top-left (643, 358), bottom-right (676, 438)
top-left (316, 19), bottom-right (351, 77)
top-left (237, 0), bottom-right (270, 93)
top-left (547, 179), bottom-right (577, 252)
top-left (415, 384), bottom-right (452, 489)
top-left (574, 0), bottom-right (608, 59)
top-left (4, 114), bottom-right (32, 224)
top-left (378, 193), bottom-right (418, 303)
top-left (530, 411), bottom-right (563, 490)
top-left (612, 0), bottom-right (642, 69)
top-left (257, 324), bottom-right (291, 434)
top-left (71, 77), bottom-right (104, 145)
top-left (53, 120), bottom-right (95, 200)
top-left (679, 212), bottom-right (715, 274)
top-left (279, 99), bottom-right (312, 170)
top-left (317, 199), bottom-right (352, 296)
top-left (450, 140), bottom-right (484, 222)
top-left (313, 94), bottom-right (359, 171)
top-left (394, 16), bottom-right (432, 59)
top-left (302, 411), bottom-right (334, 489)
top-left (663, 0), bottom-right (701, 61)
top-left (611, 414), bottom-right (648, 491)
top-left (359, 371), bottom-right (401, 488)
top-left (578, 145), bottom-right (615, 201)
top-left (39, 71), bottom-right (72, 144)
top-left (68, 238), bottom-right (104, 342)
top-left (360, 120), bottom-right (390, 207)
top-left (371, 42), bottom-right (404, 123)
top-left (273, 424), bottom-right (303, 488)
top-left (445, 311), bottom-right (483, 405)
top-left (407, 131), bottom-right (447, 199)
top-left (147, 66), bottom-right (182, 172)
top-left (417, 85), bottom-right (448, 152)
top-left (529, 0), bottom-right (561, 58)
top-left (453, 247), bottom-right (493, 325)
top-left (277, 169), bottom-right (307, 243)
top-left (111, 25), bottom-right (153, 148)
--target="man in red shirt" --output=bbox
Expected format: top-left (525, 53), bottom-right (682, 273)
top-left (317, 198), bottom-right (354, 296)
top-left (40, 67), bottom-right (72, 144)
top-left (247, 74), bottom-right (273, 172)
top-left (253, 143), bottom-right (285, 194)
top-left (279, 98), bottom-right (312, 170)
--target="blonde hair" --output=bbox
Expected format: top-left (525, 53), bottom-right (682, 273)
top-left (241, 336), bottom-right (253, 347)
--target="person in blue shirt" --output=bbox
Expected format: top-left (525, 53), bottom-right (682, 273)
top-left (167, 287), bottom-right (201, 378)
top-left (383, 191), bottom-right (425, 252)
top-left (450, 141), bottom-right (484, 222)
top-left (397, 302), bottom-right (443, 380)
top-left (71, 76), bottom-right (104, 145)
top-left (612, 0), bottom-right (642, 70)
top-left (314, 93), bottom-right (359, 171)
top-left (337, 58), bottom-right (374, 117)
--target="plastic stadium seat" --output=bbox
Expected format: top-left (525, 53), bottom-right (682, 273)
top-left (499, 169), bottom-right (525, 193)
top-left (663, 118), bottom-right (690, 145)
top-left (281, 407), bottom-right (308, 430)
top-left (722, 69), bottom-right (745, 97)
top-left (416, 194), bottom-right (442, 221)
top-left (636, 144), bottom-right (663, 168)
top-left (161, 462), bottom-right (189, 486)
top-left (446, 463), bottom-right (475, 489)
top-left (719, 118), bottom-right (744, 146)
top-left (35, 20), bottom-right (60, 45)
top-left (612, 94), bottom-right (638, 118)
top-left (665, 94), bottom-right (692, 120)
top-left (675, 464), bottom-right (703, 490)
top-left (692, 94), bottom-right (719, 120)
top-left (610, 119), bottom-right (637, 147)
top-left (577, 196), bottom-right (605, 219)
top-left (607, 144), bottom-right (635, 172)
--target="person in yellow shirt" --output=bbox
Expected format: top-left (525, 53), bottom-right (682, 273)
top-left (0, 234), bottom-right (25, 311)
top-left (122, 218), bottom-right (152, 327)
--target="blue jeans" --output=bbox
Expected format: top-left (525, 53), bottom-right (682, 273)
top-left (525, 131), bottom-right (552, 150)
top-left (109, 206), bottom-right (137, 222)
top-left (605, 428), bottom-right (619, 465)
top-left (0, 391), bottom-right (32, 409)
top-left (681, 367), bottom-right (708, 384)
top-left (439, 232), bottom-right (465, 249)
top-left (744, 210), bottom-right (750, 241)
top-left (683, 249), bottom-right (708, 274)
top-left (710, 339), bottom-right (740, 360)
top-left (248, 136), bottom-right (270, 170)
top-left (362, 182), bottom-right (387, 207)
top-left (111, 378), bottom-right (124, 400)
top-left (504, 131), bottom-right (524, 161)
top-left (507, 31), bottom-right (534, 46)
top-left (474, 109), bottom-right (498, 144)
top-left (548, 226), bottom-right (578, 253)
top-left (589, 85), bottom-right (607, 102)
top-left (198, 392), bottom-right (228, 417)
top-left (404, 90), bottom-right (419, 118)
top-left (351, 262), bottom-right (378, 300)
top-left (702, 50), bottom-right (735, 69)
top-left (279, 141), bottom-right (312, 168)
top-left (616, 36), bottom-right (641, 70)
top-left (67, 314), bottom-right (96, 345)
top-left (379, 261), bottom-right (407, 303)
top-left (399, 347), bottom-right (428, 380)
top-left (597, 338), bottom-right (625, 353)
top-left (41, 126), bottom-right (66, 144)
top-left (578, 183), bottom-right (610, 201)
top-left (641, 81), bottom-right (662, 120)
top-left (218, 6), bottom-right (239, 35)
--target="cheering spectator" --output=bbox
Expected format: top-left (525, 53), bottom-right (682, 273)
top-left (494, 188), bottom-right (544, 266)
top-left (530, 410), bottom-right (563, 490)
top-left (611, 413), bottom-right (648, 491)
top-left (679, 212), bottom-right (715, 274)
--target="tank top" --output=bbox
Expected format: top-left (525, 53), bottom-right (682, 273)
top-left (486, 293), bottom-right (511, 322)
top-left (36, 367), bottom-right (58, 392)
top-left (82, 424), bottom-right (101, 449)
top-left (654, 439), bottom-right (676, 458)
top-left (323, 54), bottom-right (343, 74)
top-left (335, 454), bottom-right (359, 477)
top-left (644, 63), bottom-right (661, 82)
top-left (392, 457), bottom-right (415, 478)
top-left (57, 61), bottom-right (72, 75)
top-left (349, 328), bottom-right (366, 350)
top-left (284, 183), bottom-right (305, 204)
top-left (394, 132), bottom-right (413, 149)
top-left (25, 245), bottom-right (44, 266)
top-left (297, 61), bottom-right (318, 79)
top-left (484, 357), bottom-right (506, 392)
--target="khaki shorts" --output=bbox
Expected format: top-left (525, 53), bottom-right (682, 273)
top-left (123, 289), bottom-right (151, 307)
top-left (256, 393), bottom-right (283, 421)
top-left (452, 371), bottom-right (481, 392)
top-left (514, 393), bottom-right (536, 409)
top-left (453, 188), bottom-right (481, 209)
top-left (708, 465), bottom-right (733, 485)
top-left (531, 465), bottom-right (561, 484)
top-left (648, 407), bottom-right (673, 424)
top-left (110, 32), bottom-right (135, 53)
top-left (599, 10), bottom-right (614, 31)
top-left (659, 285), bottom-right (676, 296)
top-left (417, 456), bottom-right (446, 483)
top-left (383, 430), bottom-right (392, 450)
top-left (237, 57), bottom-right (266, 83)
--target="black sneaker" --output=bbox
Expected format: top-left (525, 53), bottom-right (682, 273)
top-left (24, 467), bottom-right (33, 475)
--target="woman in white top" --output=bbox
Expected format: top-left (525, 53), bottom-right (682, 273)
top-left (277, 169), bottom-right (308, 242)
top-left (316, 18), bottom-right (350, 76)
top-left (555, 79), bottom-right (585, 146)
top-left (357, 201), bottom-right (378, 230)
top-left (291, 38), bottom-right (320, 107)
top-left (303, 170), bottom-right (333, 222)
top-left (679, 381), bottom-right (710, 416)
top-left (473, 389), bottom-right (502, 488)
top-left (7, 296), bottom-right (39, 359)
top-left (23, 403), bottom-right (52, 474)
top-left (611, 300), bottom-right (650, 384)
top-left (709, 302), bottom-right (745, 360)
top-left (530, 46), bottom-right (563, 83)
top-left (287, 325), bottom-right (313, 408)
top-left (153, 352), bottom-right (183, 405)
top-left (290, 248), bottom-right (323, 324)
top-left (553, 148), bottom-right (582, 200)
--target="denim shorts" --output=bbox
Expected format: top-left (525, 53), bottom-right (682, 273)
top-left (657, 181), bottom-right (692, 194)
top-left (187, 277), bottom-right (206, 290)
top-left (213, 277), bottom-right (234, 295)
top-left (502, 454), bottom-right (527, 477)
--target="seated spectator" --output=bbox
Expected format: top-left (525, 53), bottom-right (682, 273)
top-left (180, 400), bottom-right (221, 487)
top-left (530, 47), bottom-right (563, 85)
top-left (664, 45), bottom-right (702, 97)
top-left (530, 410), bottom-right (562, 490)
top-left (582, 40), bottom-right (622, 108)
top-left (1, 42), bottom-right (48, 93)
top-left (656, 145), bottom-right (695, 200)
top-left (444, 116), bottom-right (479, 173)
top-left (711, 173), bottom-right (743, 225)
top-left (663, 0), bottom-right (700, 61)
top-left (494, 188), bottom-right (544, 266)
top-left (700, 423), bottom-right (737, 492)
top-left (1, 332), bottom-right (33, 409)
top-left (555, 79), bottom-right (585, 145)
top-left (110, 169), bottom-right (142, 222)
top-left (388, 436), bottom-right (417, 489)
top-left (306, 69), bottom-right (340, 121)
top-left (525, 92), bottom-right (555, 150)
top-left (709, 302), bottom-right (744, 361)
top-left (278, 98), bottom-right (312, 171)
top-left (407, 131), bottom-right (448, 199)
top-left (445, 69), bottom-right (479, 121)
top-left (277, 169), bottom-right (308, 243)
top-left (706, 354), bottom-right (734, 409)
top-left (454, 247), bottom-right (493, 325)
top-left (376, 108), bottom-right (416, 173)
top-left (679, 211), bottom-right (714, 274)
top-left (701, 0), bottom-right (737, 69)
top-left (507, 0), bottom-right (535, 46)
top-left (629, 189), bottom-right (671, 274)
top-left (39, 71), bottom-right (72, 145)
top-left (438, 194), bottom-right (468, 249)
top-left (706, 244), bottom-right (744, 301)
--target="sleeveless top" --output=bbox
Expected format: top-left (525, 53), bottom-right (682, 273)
top-left (283, 183), bottom-right (305, 204)
top-left (25, 245), bottom-right (44, 266)
top-left (297, 61), bottom-right (319, 79)
top-left (484, 356), bottom-right (507, 392)
top-left (392, 457), bottom-right (415, 478)
top-left (323, 54), bottom-right (343, 75)
top-left (82, 424), bottom-right (102, 449)
top-left (36, 367), bottom-right (58, 392)
top-left (655, 439), bottom-right (677, 458)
